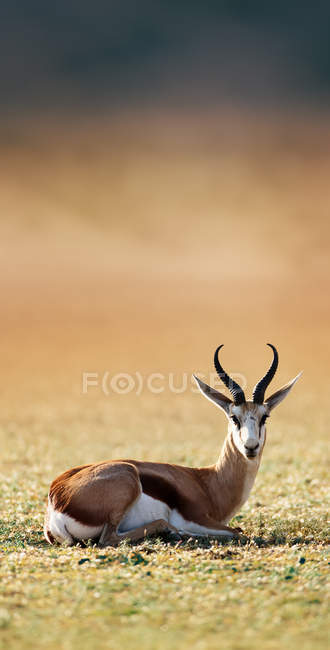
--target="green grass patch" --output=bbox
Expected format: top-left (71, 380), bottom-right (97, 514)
top-left (1, 411), bottom-right (329, 650)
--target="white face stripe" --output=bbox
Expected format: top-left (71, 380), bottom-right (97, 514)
top-left (230, 402), bottom-right (267, 458)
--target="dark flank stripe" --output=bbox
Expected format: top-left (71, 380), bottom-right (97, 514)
top-left (139, 473), bottom-right (180, 510)
top-left (135, 465), bottom-right (212, 523)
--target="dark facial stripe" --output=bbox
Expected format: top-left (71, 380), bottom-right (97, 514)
top-left (260, 414), bottom-right (268, 427)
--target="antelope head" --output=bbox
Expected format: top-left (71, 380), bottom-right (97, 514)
top-left (194, 344), bottom-right (302, 461)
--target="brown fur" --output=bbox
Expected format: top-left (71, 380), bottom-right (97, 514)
top-left (214, 433), bottom-right (262, 517)
top-left (50, 461), bottom-right (141, 527)
top-left (46, 431), bottom-right (261, 538)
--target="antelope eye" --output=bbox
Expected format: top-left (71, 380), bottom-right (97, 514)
top-left (231, 415), bottom-right (241, 428)
top-left (260, 414), bottom-right (269, 427)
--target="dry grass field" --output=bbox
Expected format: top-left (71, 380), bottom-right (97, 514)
top-left (0, 109), bottom-right (329, 649)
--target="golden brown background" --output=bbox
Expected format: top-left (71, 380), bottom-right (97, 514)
top-left (1, 7), bottom-right (329, 649)
top-left (1, 109), bottom-right (329, 476)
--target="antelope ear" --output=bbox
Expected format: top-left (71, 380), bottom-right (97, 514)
top-left (264, 372), bottom-right (303, 412)
top-left (193, 375), bottom-right (232, 415)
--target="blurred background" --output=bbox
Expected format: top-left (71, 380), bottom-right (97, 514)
top-left (1, 1), bottom-right (329, 464)
top-left (2, 1), bottom-right (330, 110)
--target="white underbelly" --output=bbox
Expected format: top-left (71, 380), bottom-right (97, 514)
top-left (46, 491), bottom-right (237, 543)
top-left (118, 492), bottom-right (169, 532)
top-left (169, 510), bottom-right (233, 537)
top-left (119, 494), bottom-right (234, 537)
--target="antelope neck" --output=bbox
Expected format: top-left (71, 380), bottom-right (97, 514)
top-left (211, 432), bottom-right (260, 523)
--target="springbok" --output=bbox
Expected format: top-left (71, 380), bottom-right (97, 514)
top-left (44, 344), bottom-right (301, 546)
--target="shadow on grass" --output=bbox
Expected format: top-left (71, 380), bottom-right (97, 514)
top-left (157, 531), bottom-right (324, 549)
top-left (1, 522), bottom-right (327, 551)
top-left (31, 531), bottom-right (327, 551)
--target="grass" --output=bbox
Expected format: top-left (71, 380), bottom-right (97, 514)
top-left (0, 109), bottom-right (329, 649)
top-left (0, 402), bottom-right (329, 650)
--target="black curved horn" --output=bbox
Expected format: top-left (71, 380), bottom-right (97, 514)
top-left (253, 344), bottom-right (279, 404)
top-left (214, 345), bottom-right (246, 405)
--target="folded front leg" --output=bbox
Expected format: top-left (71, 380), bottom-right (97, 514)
top-left (99, 519), bottom-right (179, 547)
top-left (172, 514), bottom-right (242, 538)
